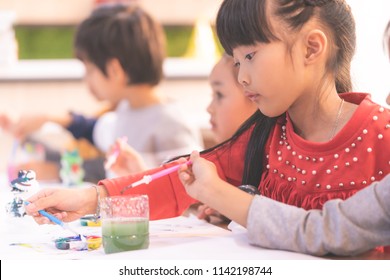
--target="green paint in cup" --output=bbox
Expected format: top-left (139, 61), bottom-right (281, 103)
top-left (100, 195), bottom-right (149, 254)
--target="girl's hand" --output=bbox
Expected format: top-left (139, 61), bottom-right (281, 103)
top-left (107, 138), bottom-right (147, 176)
top-left (196, 204), bottom-right (230, 223)
top-left (178, 150), bottom-right (222, 201)
top-left (180, 151), bottom-right (254, 227)
top-left (24, 187), bottom-right (97, 224)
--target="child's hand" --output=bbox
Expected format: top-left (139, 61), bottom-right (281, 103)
top-left (196, 204), bottom-right (230, 224)
top-left (10, 114), bottom-right (48, 140)
top-left (180, 151), bottom-right (253, 228)
top-left (25, 187), bottom-right (96, 223)
top-left (178, 150), bottom-right (222, 200)
top-left (0, 114), bottom-right (14, 133)
top-left (107, 138), bottom-right (147, 176)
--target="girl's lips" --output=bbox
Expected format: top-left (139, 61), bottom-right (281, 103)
top-left (245, 91), bottom-right (260, 101)
top-left (209, 119), bottom-right (216, 130)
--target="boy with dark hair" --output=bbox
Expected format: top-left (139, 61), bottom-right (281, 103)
top-left (0, 3), bottom-right (202, 183)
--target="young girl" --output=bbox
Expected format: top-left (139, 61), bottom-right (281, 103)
top-left (106, 53), bottom-right (257, 220)
top-left (206, 53), bottom-right (258, 144)
top-left (0, 4), bottom-right (202, 182)
top-left (26, 0), bottom-right (390, 255)
top-left (178, 1), bottom-right (390, 256)
top-left (107, 53), bottom-right (257, 177)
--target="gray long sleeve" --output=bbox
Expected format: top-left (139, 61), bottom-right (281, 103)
top-left (247, 174), bottom-right (390, 256)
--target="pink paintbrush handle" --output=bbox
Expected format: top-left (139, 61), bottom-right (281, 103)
top-left (122, 160), bottom-right (192, 192)
top-left (104, 136), bottom-right (128, 170)
top-left (150, 160), bottom-right (191, 180)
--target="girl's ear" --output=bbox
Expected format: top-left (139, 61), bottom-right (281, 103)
top-left (106, 58), bottom-right (128, 84)
top-left (304, 29), bottom-right (327, 64)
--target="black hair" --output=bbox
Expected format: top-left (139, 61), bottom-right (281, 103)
top-left (215, 0), bottom-right (356, 186)
top-left (74, 3), bottom-right (166, 85)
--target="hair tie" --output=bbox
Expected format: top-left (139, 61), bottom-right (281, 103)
top-left (304, 0), bottom-right (331, 7)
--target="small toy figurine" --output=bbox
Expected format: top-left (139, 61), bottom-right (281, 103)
top-left (6, 197), bottom-right (25, 217)
top-left (10, 170), bottom-right (38, 192)
top-left (59, 149), bottom-right (85, 187)
top-left (5, 169), bottom-right (40, 218)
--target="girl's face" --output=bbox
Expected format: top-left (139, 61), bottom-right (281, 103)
top-left (207, 57), bottom-right (257, 143)
top-left (232, 40), bottom-right (307, 117)
top-left (82, 59), bottom-right (123, 103)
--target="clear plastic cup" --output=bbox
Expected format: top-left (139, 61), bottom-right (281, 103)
top-left (100, 195), bottom-right (149, 254)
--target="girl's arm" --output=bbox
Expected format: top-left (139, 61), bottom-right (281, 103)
top-left (179, 152), bottom-right (390, 256)
top-left (98, 130), bottom-right (250, 220)
top-left (99, 161), bottom-right (196, 220)
top-left (247, 174), bottom-right (390, 256)
top-left (178, 151), bottom-right (254, 226)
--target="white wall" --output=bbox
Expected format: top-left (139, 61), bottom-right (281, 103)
top-left (0, 0), bottom-right (223, 25)
top-left (347, 0), bottom-right (390, 106)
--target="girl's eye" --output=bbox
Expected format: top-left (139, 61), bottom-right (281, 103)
top-left (233, 61), bottom-right (240, 68)
top-left (245, 52), bottom-right (255, 61)
top-left (216, 91), bottom-right (224, 100)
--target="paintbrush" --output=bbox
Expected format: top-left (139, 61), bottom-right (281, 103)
top-left (24, 201), bottom-right (84, 239)
top-left (104, 136), bottom-right (128, 170)
top-left (121, 160), bottom-right (191, 193)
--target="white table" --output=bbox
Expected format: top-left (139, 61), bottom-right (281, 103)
top-left (0, 175), bottom-right (320, 260)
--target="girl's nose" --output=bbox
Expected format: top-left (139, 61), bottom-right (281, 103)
top-left (237, 69), bottom-right (249, 87)
top-left (206, 98), bottom-right (215, 114)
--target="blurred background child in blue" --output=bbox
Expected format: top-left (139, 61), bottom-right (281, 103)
top-left (0, 3), bottom-right (202, 183)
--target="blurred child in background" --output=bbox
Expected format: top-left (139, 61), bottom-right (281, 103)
top-left (0, 3), bottom-right (202, 183)
top-left (106, 53), bottom-right (257, 222)
top-left (107, 53), bottom-right (257, 177)
top-left (206, 53), bottom-right (258, 144)
top-left (195, 53), bottom-right (258, 221)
